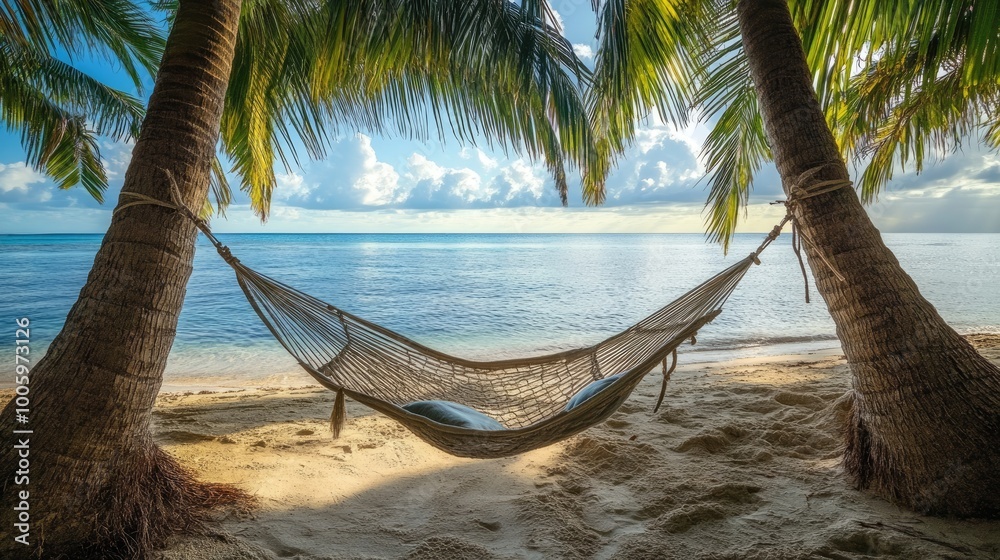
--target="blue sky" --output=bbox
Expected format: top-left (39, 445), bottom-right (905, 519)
top-left (1, 5), bottom-right (999, 235)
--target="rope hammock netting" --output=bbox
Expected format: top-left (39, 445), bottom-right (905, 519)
top-left (118, 166), bottom-right (849, 458)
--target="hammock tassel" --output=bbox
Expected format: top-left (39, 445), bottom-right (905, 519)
top-left (330, 388), bottom-right (347, 438)
top-left (653, 349), bottom-right (678, 413)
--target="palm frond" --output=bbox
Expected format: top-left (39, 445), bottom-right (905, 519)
top-left (851, 68), bottom-right (994, 202)
top-left (986, 114), bottom-right (1000, 149)
top-left (791, 0), bottom-right (993, 111)
top-left (208, 155), bottom-right (232, 216)
top-left (0, 71), bottom-right (108, 198)
top-left (2, 0), bottom-right (164, 89)
top-left (583, 0), bottom-right (708, 204)
top-left (0, 2), bottom-right (160, 200)
top-left (2, 40), bottom-right (145, 140)
top-left (0, 38), bottom-right (150, 199)
top-left (218, 0), bottom-right (595, 219)
top-left (698, 59), bottom-right (771, 249)
top-left (806, 1), bottom-right (1000, 201)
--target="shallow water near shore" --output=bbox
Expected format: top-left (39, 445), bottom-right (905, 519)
top-left (2, 232), bottom-right (998, 387)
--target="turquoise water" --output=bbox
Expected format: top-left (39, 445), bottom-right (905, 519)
top-left (2, 233), bottom-right (998, 384)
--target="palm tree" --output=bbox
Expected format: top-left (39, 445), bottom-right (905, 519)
top-left (586, 0), bottom-right (1000, 516)
top-left (0, 0), bottom-right (594, 557)
top-left (0, 0), bottom-right (162, 199)
top-left (796, 0), bottom-right (1000, 202)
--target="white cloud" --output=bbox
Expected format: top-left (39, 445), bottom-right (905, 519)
top-left (101, 139), bottom-right (135, 179)
top-left (456, 147), bottom-right (499, 170)
top-left (489, 159), bottom-right (553, 206)
top-left (604, 123), bottom-right (706, 204)
top-left (264, 121), bottom-right (714, 211)
top-left (572, 44), bottom-right (594, 59)
top-left (476, 149), bottom-right (499, 171)
top-left (400, 155), bottom-right (560, 209)
top-left (0, 162), bottom-right (46, 193)
top-left (406, 152), bottom-right (447, 183)
top-left (403, 154), bottom-right (488, 208)
top-left (352, 134), bottom-right (401, 206)
top-left (267, 142), bottom-right (561, 211)
top-left (272, 206), bottom-right (301, 221)
top-left (873, 186), bottom-right (1000, 232)
top-left (273, 172), bottom-right (312, 200)
top-left (287, 134), bottom-right (401, 209)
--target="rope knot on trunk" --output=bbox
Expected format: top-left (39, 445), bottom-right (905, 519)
top-left (114, 170), bottom-right (240, 266)
top-left (760, 162), bottom-right (853, 302)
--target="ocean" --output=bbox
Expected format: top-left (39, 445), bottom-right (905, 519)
top-left (3, 233), bottom-right (998, 387)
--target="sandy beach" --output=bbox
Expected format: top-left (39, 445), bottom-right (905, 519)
top-left (130, 334), bottom-right (1000, 559)
top-left (7, 338), bottom-right (997, 559)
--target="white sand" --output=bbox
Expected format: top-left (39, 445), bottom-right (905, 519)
top-left (146, 336), bottom-right (1000, 559)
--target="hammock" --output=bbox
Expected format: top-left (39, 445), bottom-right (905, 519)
top-left (209, 234), bottom-right (762, 458)
top-left (119, 183), bottom-right (793, 459)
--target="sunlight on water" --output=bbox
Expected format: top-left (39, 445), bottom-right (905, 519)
top-left (2, 233), bottom-right (997, 384)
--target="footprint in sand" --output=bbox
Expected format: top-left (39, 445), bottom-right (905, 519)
top-left (674, 424), bottom-right (748, 454)
top-left (645, 482), bottom-right (763, 534)
top-left (157, 430), bottom-right (217, 443)
top-left (650, 503), bottom-right (729, 533)
top-left (819, 526), bottom-right (906, 557)
top-left (406, 536), bottom-right (500, 560)
top-left (605, 418), bottom-right (631, 429)
top-left (773, 391), bottom-right (826, 409)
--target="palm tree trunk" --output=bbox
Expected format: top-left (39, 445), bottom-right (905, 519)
top-left (0, 1), bottom-right (246, 556)
top-left (736, 0), bottom-right (1000, 517)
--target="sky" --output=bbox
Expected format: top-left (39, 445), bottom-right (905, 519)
top-left (1, 5), bottom-right (999, 235)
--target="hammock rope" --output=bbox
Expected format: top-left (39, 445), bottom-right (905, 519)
top-left (113, 166), bottom-right (849, 458)
top-left (777, 162), bottom-right (853, 302)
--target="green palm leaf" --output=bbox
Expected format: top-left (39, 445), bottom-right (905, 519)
top-left (1, 0), bottom-right (163, 88)
top-left (693, 5), bottom-right (770, 250)
top-left (0, 1), bottom-right (162, 200)
top-left (0, 70), bottom-right (107, 198)
top-left (812, 3), bottom-right (1000, 202)
top-left (215, 0), bottom-right (595, 218)
top-left (584, 0), bottom-right (707, 205)
top-left (588, 0), bottom-right (1000, 247)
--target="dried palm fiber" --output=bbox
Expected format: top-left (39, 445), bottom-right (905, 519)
top-left (117, 167), bottom-right (848, 458)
